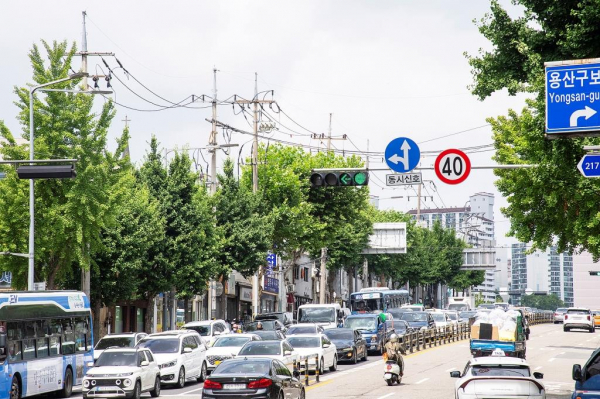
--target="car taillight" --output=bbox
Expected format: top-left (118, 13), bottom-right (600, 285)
top-left (248, 378), bottom-right (272, 389)
top-left (564, 315), bottom-right (568, 320)
top-left (203, 380), bottom-right (222, 390)
top-left (588, 315), bottom-right (591, 321)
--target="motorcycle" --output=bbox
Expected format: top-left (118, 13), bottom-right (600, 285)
top-left (383, 357), bottom-right (403, 386)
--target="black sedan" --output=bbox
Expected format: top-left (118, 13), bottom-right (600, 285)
top-left (203, 358), bottom-right (304, 399)
top-left (324, 328), bottom-right (368, 364)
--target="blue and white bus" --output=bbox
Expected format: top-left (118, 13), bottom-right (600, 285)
top-left (0, 291), bottom-right (93, 399)
top-left (349, 287), bottom-right (410, 314)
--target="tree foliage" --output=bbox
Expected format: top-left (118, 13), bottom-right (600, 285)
top-left (520, 293), bottom-right (564, 310)
top-left (467, 1), bottom-right (600, 257)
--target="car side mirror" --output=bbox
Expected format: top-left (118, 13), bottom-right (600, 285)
top-left (573, 364), bottom-right (582, 381)
top-left (284, 350), bottom-right (292, 356)
top-left (533, 372), bottom-right (543, 379)
top-left (322, 344), bottom-right (330, 348)
top-left (140, 360), bottom-right (149, 367)
top-left (293, 370), bottom-right (301, 379)
top-left (183, 347), bottom-right (192, 354)
top-left (450, 371), bottom-right (461, 378)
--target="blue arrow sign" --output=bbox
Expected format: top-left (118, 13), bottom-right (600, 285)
top-left (578, 154), bottom-right (600, 177)
top-left (384, 137), bottom-right (420, 173)
top-left (546, 61), bottom-right (600, 134)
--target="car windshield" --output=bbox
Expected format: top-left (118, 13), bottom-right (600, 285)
top-left (431, 314), bottom-right (446, 322)
top-left (567, 309), bottom-right (590, 315)
top-left (137, 338), bottom-right (179, 353)
top-left (213, 337), bottom-right (252, 347)
top-left (287, 326), bottom-right (315, 335)
top-left (253, 331), bottom-right (280, 340)
top-left (298, 308), bottom-right (335, 323)
top-left (460, 311), bottom-right (477, 319)
top-left (388, 309), bottom-right (411, 319)
top-left (287, 337), bottom-right (320, 348)
top-left (96, 337), bottom-right (135, 350)
top-left (394, 323), bottom-right (408, 332)
top-left (400, 312), bottom-right (427, 322)
top-left (555, 308), bottom-right (568, 313)
top-left (214, 360), bottom-right (271, 375)
top-left (471, 365), bottom-right (530, 377)
top-left (183, 325), bottom-right (210, 336)
top-left (245, 321), bottom-right (276, 331)
top-left (238, 342), bottom-right (281, 356)
top-left (96, 352), bottom-right (138, 367)
top-left (446, 313), bottom-right (457, 320)
top-left (324, 329), bottom-right (354, 340)
top-left (345, 318), bottom-right (377, 331)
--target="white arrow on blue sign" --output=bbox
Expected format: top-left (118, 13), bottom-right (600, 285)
top-left (385, 137), bottom-right (420, 173)
top-left (545, 60), bottom-right (600, 134)
top-left (578, 154), bottom-right (600, 177)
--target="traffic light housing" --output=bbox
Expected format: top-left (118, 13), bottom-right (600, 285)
top-left (310, 171), bottom-right (369, 187)
top-left (17, 165), bottom-right (77, 179)
top-left (590, 271), bottom-right (600, 276)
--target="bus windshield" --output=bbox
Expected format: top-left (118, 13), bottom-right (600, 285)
top-left (350, 298), bottom-right (382, 313)
top-left (298, 307), bottom-right (335, 323)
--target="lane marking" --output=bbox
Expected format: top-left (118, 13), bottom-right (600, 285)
top-left (179, 387), bottom-right (204, 395)
top-left (305, 379), bottom-right (333, 391)
top-left (535, 366), bottom-right (543, 370)
top-left (548, 358), bottom-right (556, 362)
top-left (559, 352), bottom-right (566, 355)
top-left (578, 343), bottom-right (584, 346)
top-left (415, 378), bottom-right (429, 384)
top-left (376, 393), bottom-right (395, 399)
top-left (445, 367), bottom-right (457, 372)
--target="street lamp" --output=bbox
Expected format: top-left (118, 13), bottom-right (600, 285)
top-left (27, 72), bottom-right (104, 291)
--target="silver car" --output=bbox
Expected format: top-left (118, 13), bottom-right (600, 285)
top-left (553, 307), bottom-right (568, 323)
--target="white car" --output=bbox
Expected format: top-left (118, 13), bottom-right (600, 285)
top-left (236, 339), bottom-right (298, 372)
top-left (431, 312), bottom-right (452, 329)
top-left (83, 348), bottom-right (160, 399)
top-left (94, 332), bottom-right (148, 361)
top-left (443, 310), bottom-right (460, 325)
top-left (181, 319), bottom-right (230, 339)
top-left (564, 308), bottom-right (594, 332)
top-left (205, 333), bottom-right (261, 374)
top-left (450, 354), bottom-right (545, 399)
top-left (286, 334), bottom-right (337, 375)
top-left (137, 330), bottom-right (208, 387)
top-left (285, 323), bottom-right (325, 336)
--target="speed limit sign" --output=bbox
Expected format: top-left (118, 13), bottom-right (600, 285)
top-left (434, 149), bottom-right (471, 184)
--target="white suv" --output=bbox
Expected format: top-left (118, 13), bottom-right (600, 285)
top-left (181, 319), bottom-right (230, 339)
top-left (137, 330), bottom-right (208, 387)
top-left (83, 348), bottom-right (160, 399)
top-left (94, 332), bottom-right (148, 361)
top-left (564, 308), bottom-right (594, 333)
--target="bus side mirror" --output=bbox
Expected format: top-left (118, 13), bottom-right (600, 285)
top-left (573, 364), bottom-right (582, 381)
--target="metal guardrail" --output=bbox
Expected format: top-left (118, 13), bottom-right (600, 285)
top-left (293, 353), bottom-right (319, 386)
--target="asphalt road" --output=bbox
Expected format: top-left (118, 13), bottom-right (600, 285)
top-left (66, 323), bottom-right (595, 399)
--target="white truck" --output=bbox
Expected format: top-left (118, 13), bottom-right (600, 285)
top-left (297, 303), bottom-right (343, 329)
top-left (448, 296), bottom-right (474, 311)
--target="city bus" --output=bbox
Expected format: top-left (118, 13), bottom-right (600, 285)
top-left (0, 291), bottom-right (94, 399)
top-left (349, 287), bottom-right (410, 314)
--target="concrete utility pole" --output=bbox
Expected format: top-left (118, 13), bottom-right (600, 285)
top-left (327, 113), bottom-right (332, 152)
top-left (319, 248), bottom-right (327, 304)
top-left (210, 68), bottom-right (218, 194)
top-left (235, 74), bottom-right (274, 317)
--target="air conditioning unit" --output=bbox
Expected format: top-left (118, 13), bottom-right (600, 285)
top-left (287, 284), bottom-right (296, 293)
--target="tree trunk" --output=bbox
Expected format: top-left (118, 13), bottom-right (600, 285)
top-left (145, 294), bottom-right (155, 333)
top-left (184, 298), bottom-right (190, 323)
top-left (347, 268), bottom-right (353, 305)
top-left (327, 269), bottom-right (336, 303)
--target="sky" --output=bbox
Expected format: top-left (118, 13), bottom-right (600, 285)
top-left (0, 1), bottom-right (530, 247)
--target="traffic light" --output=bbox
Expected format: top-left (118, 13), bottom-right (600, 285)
top-left (310, 171), bottom-right (369, 187)
top-left (17, 165), bottom-right (77, 179)
top-left (590, 271), bottom-right (600, 276)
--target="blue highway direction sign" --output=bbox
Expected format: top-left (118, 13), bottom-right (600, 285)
top-left (577, 154), bottom-right (600, 178)
top-left (385, 137), bottom-right (420, 173)
top-left (545, 60), bottom-right (600, 135)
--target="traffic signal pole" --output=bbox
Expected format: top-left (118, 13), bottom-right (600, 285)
top-left (319, 248), bottom-right (327, 304)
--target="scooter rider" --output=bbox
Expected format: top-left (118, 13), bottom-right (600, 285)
top-left (385, 334), bottom-right (406, 375)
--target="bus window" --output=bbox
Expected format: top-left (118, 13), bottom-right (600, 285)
top-left (62, 318), bottom-right (75, 355)
top-left (75, 317), bottom-right (89, 352)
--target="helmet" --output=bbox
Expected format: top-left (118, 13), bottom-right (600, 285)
top-left (389, 334), bottom-right (399, 343)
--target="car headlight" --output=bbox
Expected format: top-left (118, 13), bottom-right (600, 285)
top-left (371, 335), bottom-right (378, 342)
top-left (123, 379), bottom-right (132, 387)
top-left (161, 360), bottom-right (177, 369)
top-left (83, 380), bottom-right (90, 388)
top-left (116, 372), bottom-right (134, 377)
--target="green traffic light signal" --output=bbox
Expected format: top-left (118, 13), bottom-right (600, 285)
top-left (309, 171), bottom-right (369, 187)
top-left (354, 171), bottom-right (368, 186)
top-left (590, 271), bottom-right (600, 276)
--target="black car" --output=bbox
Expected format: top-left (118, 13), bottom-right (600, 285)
top-left (391, 320), bottom-right (414, 335)
top-left (399, 311), bottom-right (435, 330)
top-left (255, 312), bottom-right (294, 327)
top-left (203, 358), bottom-right (304, 399)
top-left (324, 328), bottom-right (368, 364)
top-left (252, 330), bottom-right (286, 341)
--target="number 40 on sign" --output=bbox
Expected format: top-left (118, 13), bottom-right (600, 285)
top-left (434, 149), bottom-right (471, 185)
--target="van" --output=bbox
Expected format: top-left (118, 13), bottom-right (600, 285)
top-left (297, 303), bottom-right (343, 329)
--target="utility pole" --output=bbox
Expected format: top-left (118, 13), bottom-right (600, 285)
top-left (78, 11), bottom-right (114, 299)
top-left (319, 248), bottom-right (327, 304)
top-left (210, 68), bottom-right (218, 194)
top-left (327, 113), bottom-right (332, 152)
top-left (234, 74), bottom-right (275, 318)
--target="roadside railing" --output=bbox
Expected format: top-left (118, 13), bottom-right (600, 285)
top-left (293, 353), bottom-right (320, 386)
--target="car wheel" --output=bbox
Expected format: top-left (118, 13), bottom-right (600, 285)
top-left (133, 381), bottom-right (141, 399)
top-left (197, 362), bottom-right (207, 382)
top-left (300, 388), bottom-right (306, 399)
top-left (57, 368), bottom-right (73, 398)
top-left (362, 346), bottom-right (368, 361)
top-left (150, 376), bottom-right (161, 398)
top-left (386, 379), bottom-right (393, 386)
top-left (318, 358), bottom-right (324, 375)
top-left (329, 355), bottom-right (337, 372)
top-left (591, 327), bottom-right (595, 333)
top-left (10, 376), bottom-right (20, 399)
top-left (564, 327), bottom-right (570, 332)
top-left (176, 367), bottom-right (185, 388)
top-left (353, 349), bottom-right (358, 364)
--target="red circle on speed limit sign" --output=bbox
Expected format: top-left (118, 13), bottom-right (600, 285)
top-left (434, 149), bottom-right (471, 184)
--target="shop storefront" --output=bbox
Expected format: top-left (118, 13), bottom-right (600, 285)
top-left (239, 286), bottom-right (253, 322)
top-left (261, 275), bottom-right (279, 313)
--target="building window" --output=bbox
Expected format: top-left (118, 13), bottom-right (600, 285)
top-left (303, 267), bottom-right (309, 282)
top-left (294, 266), bottom-right (300, 280)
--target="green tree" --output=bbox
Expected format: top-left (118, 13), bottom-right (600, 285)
top-left (521, 294), bottom-right (564, 310)
top-left (467, 1), bottom-right (600, 256)
top-left (0, 40), bottom-right (118, 288)
top-left (214, 158), bottom-right (273, 278)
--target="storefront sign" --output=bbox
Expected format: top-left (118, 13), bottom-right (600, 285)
top-left (263, 276), bottom-right (279, 294)
top-left (240, 287), bottom-right (252, 302)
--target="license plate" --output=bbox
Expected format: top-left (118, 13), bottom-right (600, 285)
top-left (96, 387), bottom-right (116, 391)
top-left (223, 384), bottom-right (246, 390)
top-left (384, 373), bottom-right (393, 379)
